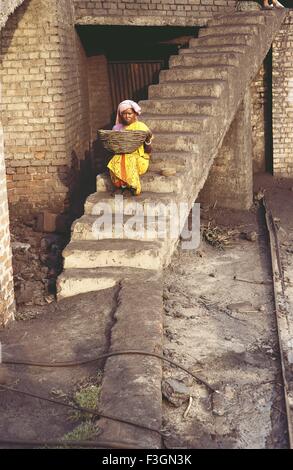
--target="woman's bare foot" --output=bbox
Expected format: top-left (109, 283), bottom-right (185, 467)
top-left (111, 187), bottom-right (122, 197)
top-left (263, 1), bottom-right (273, 8)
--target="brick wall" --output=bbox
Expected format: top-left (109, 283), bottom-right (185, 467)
top-left (251, 63), bottom-right (266, 173)
top-left (56, 0), bottom-right (91, 213)
top-left (88, 55), bottom-right (113, 141)
top-left (87, 54), bottom-right (114, 174)
top-left (272, 11), bottom-right (293, 177)
top-left (0, 120), bottom-right (15, 327)
top-left (73, 0), bottom-right (237, 26)
top-left (1, 0), bottom-right (91, 217)
top-left (250, 51), bottom-right (272, 174)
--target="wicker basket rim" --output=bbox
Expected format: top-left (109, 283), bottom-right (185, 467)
top-left (97, 129), bottom-right (147, 153)
top-left (98, 129), bottom-right (147, 135)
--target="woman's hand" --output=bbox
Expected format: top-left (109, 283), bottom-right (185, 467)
top-left (145, 131), bottom-right (153, 145)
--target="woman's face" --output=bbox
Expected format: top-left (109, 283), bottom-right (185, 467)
top-left (120, 108), bottom-right (137, 125)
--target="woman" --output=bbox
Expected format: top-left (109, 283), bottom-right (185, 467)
top-left (107, 100), bottom-right (153, 196)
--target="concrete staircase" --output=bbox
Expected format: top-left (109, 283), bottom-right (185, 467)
top-left (57, 9), bottom-right (287, 299)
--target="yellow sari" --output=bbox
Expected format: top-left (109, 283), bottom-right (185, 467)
top-left (107, 121), bottom-right (151, 195)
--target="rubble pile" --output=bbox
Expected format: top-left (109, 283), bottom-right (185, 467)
top-left (10, 217), bottom-right (68, 315)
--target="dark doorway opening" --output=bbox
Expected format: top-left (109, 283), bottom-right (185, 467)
top-left (76, 25), bottom-right (198, 120)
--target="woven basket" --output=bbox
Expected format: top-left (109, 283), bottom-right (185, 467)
top-left (98, 129), bottom-right (147, 154)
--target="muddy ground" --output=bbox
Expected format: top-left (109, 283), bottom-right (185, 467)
top-left (162, 174), bottom-right (292, 449)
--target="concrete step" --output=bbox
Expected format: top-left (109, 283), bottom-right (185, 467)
top-left (71, 213), bottom-right (182, 242)
top-left (57, 267), bottom-right (121, 298)
top-left (150, 151), bottom-right (205, 185)
top-left (57, 267), bottom-right (159, 299)
top-left (189, 34), bottom-right (254, 48)
top-left (148, 80), bottom-right (226, 99)
top-left (150, 151), bottom-right (189, 169)
top-left (159, 65), bottom-right (233, 82)
top-left (198, 24), bottom-right (261, 38)
top-left (140, 97), bottom-right (219, 116)
top-left (207, 11), bottom-right (274, 27)
top-left (96, 168), bottom-right (185, 194)
top-left (142, 114), bottom-right (214, 134)
top-left (62, 239), bottom-right (166, 270)
top-left (179, 44), bottom-right (247, 55)
top-left (151, 132), bottom-right (201, 153)
top-left (84, 191), bottom-right (179, 217)
top-left (142, 168), bottom-right (185, 193)
top-left (169, 52), bottom-right (241, 68)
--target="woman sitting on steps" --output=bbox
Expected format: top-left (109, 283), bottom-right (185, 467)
top-left (107, 100), bottom-right (153, 196)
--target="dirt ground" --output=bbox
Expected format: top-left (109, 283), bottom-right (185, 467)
top-left (0, 288), bottom-right (117, 445)
top-left (0, 173), bottom-right (292, 448)
top-left (161, 174), bottom-right (292, 449)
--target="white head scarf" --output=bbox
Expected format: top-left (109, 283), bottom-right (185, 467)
top-left (115, 100), bottom-right (142, 125)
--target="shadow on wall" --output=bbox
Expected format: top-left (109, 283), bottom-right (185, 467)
top-left (57, 150), bottom-right (98, 223)
top-left (91, 114), bottom-right (113, 176)
top-left (92, 138), bottom-right (113, 176)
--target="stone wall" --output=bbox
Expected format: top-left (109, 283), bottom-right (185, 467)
top-left (73, 0), bottom-right (237, 26)
top-left (272, 11), bottom-right (293, 177)
top-left (0, 0), bottom-right (91, 216)
top-left (0, 121), bottom-right (15, 327)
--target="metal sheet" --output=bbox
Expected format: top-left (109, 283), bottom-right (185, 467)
top-left (108, 60), bottom-right (163, 115)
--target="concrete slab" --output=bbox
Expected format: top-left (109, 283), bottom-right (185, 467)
top-left (97, 277), bottom-right (164, 448)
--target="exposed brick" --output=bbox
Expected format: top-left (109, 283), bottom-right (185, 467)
top-left (1, 0), bottom-right (91, 215)
top-left (73, 0), bottom-right (236, 25)
top-left (272, 12), bottom-right (293, 177)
